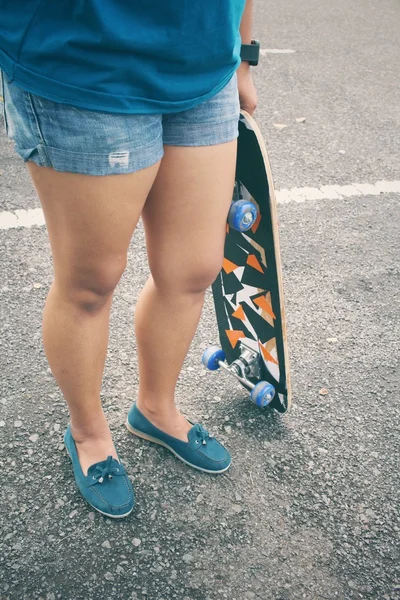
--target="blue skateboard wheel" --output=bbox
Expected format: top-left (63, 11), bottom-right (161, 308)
top-left (250, 381), bottom-right (276, 407)
top-left (228, 200), bottom-right (258, 232)
top-left (202, 346), bottom-right (226, 371)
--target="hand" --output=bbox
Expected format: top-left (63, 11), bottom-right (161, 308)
top-left (237, 62), bottom-right (258, 115)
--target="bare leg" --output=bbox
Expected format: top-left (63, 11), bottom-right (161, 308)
top-left (135, 142), bottom-right (237, 440)
top-left (28, 162), bottom-right (160, 473)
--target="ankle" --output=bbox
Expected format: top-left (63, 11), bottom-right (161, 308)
top-left (136, 397), bottom-right (176, 417)
top-left (70, 416), bottom-right (111, 443)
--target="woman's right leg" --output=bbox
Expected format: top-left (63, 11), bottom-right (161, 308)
top-left (27, 162), bottom-right (160, 474)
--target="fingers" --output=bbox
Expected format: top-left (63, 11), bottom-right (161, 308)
top-left (239, 93), bottom-right (258, 115)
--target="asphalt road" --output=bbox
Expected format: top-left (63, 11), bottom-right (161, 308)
top-left (0, 0), bottom-right (399, 599)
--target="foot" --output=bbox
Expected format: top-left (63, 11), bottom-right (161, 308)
top-left (70, 419), bottom-right (118, 475)
top-left (135, 400), bottom-right (192, 442)
top-left (64, 425), bottom-right (135, 518)
top-left (126, 402), bottom-right (231, 474)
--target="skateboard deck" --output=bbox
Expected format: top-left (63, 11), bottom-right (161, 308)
top-left (209, 110), bottom-right (291, 412)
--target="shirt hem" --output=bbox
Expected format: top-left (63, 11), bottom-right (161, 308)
top-left (0, 48), bottom-right (240, 115)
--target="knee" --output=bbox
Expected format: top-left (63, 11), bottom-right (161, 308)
top-left (183, 264), bottom-right (222, 293)
top-left (60, 256), bottom-right (127, 312)
top-left (153, 259), bottom-right (223, 295)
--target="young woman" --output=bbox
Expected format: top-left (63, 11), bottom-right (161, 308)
top-left (0, 0), bottom-right (258, 518)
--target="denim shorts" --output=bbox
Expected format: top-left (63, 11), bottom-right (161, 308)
top-left (1, 71), bottom-right (240, 176)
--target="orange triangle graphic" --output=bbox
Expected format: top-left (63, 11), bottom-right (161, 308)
top-left (223, 258), bottom-right (238, 274)
top-left (253, 295), bottom-right (276, 319)
top-left (226, 330), bottom-right (246, 349)
top-left (247, 254), bottom-right (264, 273)
top-left (251, 211), bottom-right (262, 234)
top-left (258, 341), bottom-right (279, 365)
top-left (232, 305), bottom-right (246, 321)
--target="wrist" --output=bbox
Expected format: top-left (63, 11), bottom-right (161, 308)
top-left (237, 61), bottom-right (251, 75)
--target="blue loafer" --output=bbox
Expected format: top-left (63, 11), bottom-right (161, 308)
top-left (64, 425), bottom-right (135, 518)
top-left (126, 403), bottom-right (231, 474)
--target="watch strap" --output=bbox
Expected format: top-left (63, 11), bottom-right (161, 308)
top-left (240, 40), bottom-right (260, 66)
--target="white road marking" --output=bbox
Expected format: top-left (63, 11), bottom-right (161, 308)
top-left (0, 208), bottom-right (45, 230)
top-left (275, 180), bottom-right (400, 204)
top-left (261, 49), bottom-right (296, 55)
top-left (0, 181), bottom-right (399, 231)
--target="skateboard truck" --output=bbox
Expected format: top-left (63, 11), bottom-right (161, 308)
top-left (202, 341), bottom-right (276, 408)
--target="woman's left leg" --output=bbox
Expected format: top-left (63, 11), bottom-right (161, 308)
top-left (134, 141), bottom-right (237, 441)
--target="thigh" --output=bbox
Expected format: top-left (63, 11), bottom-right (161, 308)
top-left (144, 73), bottom-right (240, 291)
top-left (1, 72), bottom-right (163, 288)
top-left (28, 163), bottom-right (160, 291)
top-left (142, 141), bottom-right (237, 292)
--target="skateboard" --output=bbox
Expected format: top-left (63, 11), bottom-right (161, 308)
top-left (202, 110), bottom-right (291, 412)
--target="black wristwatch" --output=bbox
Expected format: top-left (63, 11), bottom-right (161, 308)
top-left (240, 39), bottom-right (260, 66)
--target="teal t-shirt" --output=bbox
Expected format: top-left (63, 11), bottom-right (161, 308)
top-left (0, 0), bottom-right (245, 113)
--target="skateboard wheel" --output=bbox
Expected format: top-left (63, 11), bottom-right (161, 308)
top-left (250, 381), bottom-right (275, 408)
top-left (228, 200), bottom-right (258, 232)
top-left (202, 346), bottom-right (226, 371)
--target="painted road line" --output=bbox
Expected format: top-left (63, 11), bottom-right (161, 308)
top-left (276, 180), bottom-right (400, 204)
top-left (0, 180), bottom-right (399, 231)
top-left (261, 49), bottom-right (296, 55)
top-left (0, 208), bottom-right (45, 230)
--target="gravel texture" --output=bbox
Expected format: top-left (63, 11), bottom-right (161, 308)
top-left (0, 0), bottom-right (399, 598)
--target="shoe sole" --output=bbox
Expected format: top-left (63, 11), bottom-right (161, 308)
top-left (64, 447), bottom-right (134, 519)
top-left (125, 418), bottom-right (231, 474)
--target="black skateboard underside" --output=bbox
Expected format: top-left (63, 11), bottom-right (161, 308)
top-left (212, 114), bottom-right (289, 412)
